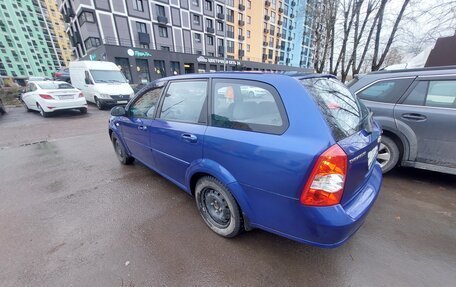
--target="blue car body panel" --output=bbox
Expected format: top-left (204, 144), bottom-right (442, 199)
top-left (109, 72), bottom-right (382, 247)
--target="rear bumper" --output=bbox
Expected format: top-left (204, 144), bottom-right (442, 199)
top-left (98, 98), bottom-right (130, 106)
top-left (39, 98), bottom-right (87, 112)
top-left (244, 163), bottom-right (382, 248)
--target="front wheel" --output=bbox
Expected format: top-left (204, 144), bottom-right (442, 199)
top-left (111, 133), bottom-right (134, 165)
top-left (195, 176), bottom-right (242, 238)
top-left (95, 97), bottom-right (104, 110)
top-left (377, 136), bottom-right (400, 173)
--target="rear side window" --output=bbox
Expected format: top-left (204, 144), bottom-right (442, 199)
top-left (356, 78), bottom-right (413, 103)
top-left (159, 80), bottom-right (208, 123)
top-left (211, 79), bottom-right (288, 134)
top-left (301, 77), bottom-right (368, 141)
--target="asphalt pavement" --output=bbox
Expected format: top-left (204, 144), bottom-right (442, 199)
top-left (0, 106), bottom-right (455, 286)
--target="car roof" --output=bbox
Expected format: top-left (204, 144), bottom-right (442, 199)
top-left (153, 72), bottom-right (335, 82)
top-left (357, 65), bottom-right (456, 79)
top-left (31, 81), bottom-right (72, 85)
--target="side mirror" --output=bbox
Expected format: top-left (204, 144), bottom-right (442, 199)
top-left (111, 106), bottom-right (126, 116)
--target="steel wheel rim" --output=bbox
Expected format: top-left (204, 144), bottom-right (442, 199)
top-left (200, 188), bottom-right (231, 228)
top-left (377, 143), bottom-right (391, 168)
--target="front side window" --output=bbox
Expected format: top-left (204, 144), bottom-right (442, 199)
top-left (211, 79), bottom-right (287, 134)
top-left (130, 87), bottom-right (163, 118)
top-left (426, 80), bottom-right (456, 108)
top-left (356, 78), bottom-right (413, 103)
top-left (159, 80), bottom-right (208, 123)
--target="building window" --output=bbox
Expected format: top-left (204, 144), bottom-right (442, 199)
top-left (204, 0), bottom-right (212, 11)
top-left (227, 40), bottom-right (234, 53)
top-left (156, 5), bottom-right (165, 17)
top-left (170, 61), bottom-right (180, 75)
top-left (247, 16), bottom-right (251, 24)
top-left (247, 0), bottom-right (251, 9)
top-left (136, 22), bottom-right (147, 33)
top-left (136, 58), bottom-right (151, 83)
top-left (193, 14), bottom-right (201, 25)
top-left (217, 21), bottom-right (224, 31)
top-left (84, 37), bottom-right (101, 49)
top-left (206, 19), bottom-right (213, 28)
top-left (154, 60), bottom-right (166, 77)
top-left (161, 46), bottom-right (171, 51)
top-left (78, 11), bottom-right (95, 25)
top-left (159, 26), bottom-right (168, 38)
top-left (207, 36), bottom-right (214, 45)
top-left (247, 44), bottom-right (250, 52)
top-left (216, 4), bottom-right (223, 14)
top-left (247, 30), bottom-right (251, 38)
top-left (132, 0), bottom-right (144, 12)
top-left (192, 0), bottom-right (200, 7)
top-left (194, 33), bottom-right (202, 43)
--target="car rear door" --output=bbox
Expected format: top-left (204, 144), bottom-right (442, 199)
top-left (301, 77), bottom-right (382, 205)
top-left (394, 77), bottom-right (456, 167)
top-left (148, 79), bottom-right (209, 187)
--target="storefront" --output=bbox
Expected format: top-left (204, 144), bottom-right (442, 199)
top-left (82, 44), bottom-right (312, 84)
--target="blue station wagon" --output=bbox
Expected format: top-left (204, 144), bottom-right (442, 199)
top-left (109, 73), bottom-right (383, 247)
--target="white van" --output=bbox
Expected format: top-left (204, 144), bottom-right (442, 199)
top-left (69, 61), bottom-right (134, 110)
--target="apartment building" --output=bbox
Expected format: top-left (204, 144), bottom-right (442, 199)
top-left (58, 0), bottom-right (313, 84)
top-left (0, 0), bottom-right (73, 78)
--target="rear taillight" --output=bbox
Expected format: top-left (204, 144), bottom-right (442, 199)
top-left (39, 94), bottom-right (54, 99)
top-left (300, 144), bottom-right (347, 206)
top-left (55, 72), bottom-right (62, 77)
top-left (78, 92), bottom-right (84, 98)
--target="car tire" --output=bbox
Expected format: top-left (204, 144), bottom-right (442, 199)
top-left (378, 136), bottom-right (400, 173)
top-left (38, 104), bottom-right (50, 118)
top-left (80, 107), bottom-right (87, 114)
top-left (111, 133), bottom-right (134, 165)
top-left (95, 97), bottom-right (104, 110)
top-left (195, 176), bottom-right (243, 238)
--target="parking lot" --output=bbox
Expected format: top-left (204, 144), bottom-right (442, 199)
top-left (0, 106), bottom-right (455, 286)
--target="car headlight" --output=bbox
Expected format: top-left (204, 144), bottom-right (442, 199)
top-left (98, 93), bottom-right (112, 99)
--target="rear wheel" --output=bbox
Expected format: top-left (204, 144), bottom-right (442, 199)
top-left (111, 133), bottom-right (134, 165)
top-left (378, 136), bottom-right (400, 173)
top-left (38, 104), bottom-right (50, 118)
top-left (195, 176), bottom-right (242, 238)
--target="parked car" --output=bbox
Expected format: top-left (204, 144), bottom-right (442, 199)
top-left (348, 66), bottom-right (456, 175)
top-left (28, 76), bottom-right (52, 82)
top-left (69, 61), bottom-right (134, 110)
top-left (21, 81), bottom-right (87, 117)
top-left (53, 67), bottom-right (71, 83)
top-left (108, 73), bottom-right (383, 247)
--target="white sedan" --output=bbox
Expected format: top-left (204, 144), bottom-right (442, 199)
top-left (21, 81), bottom-right (88, 117)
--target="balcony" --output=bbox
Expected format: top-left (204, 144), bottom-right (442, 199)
top-left (157, 15), bottom-right (168, 24)
top-left (265, 1), bottom-right (271, 7)
top-left (278, 7), bottom-right (284, 13)
top-left (276, 44), bottom-right (281, 49)
top-left (263, 41), bottom-right (268, 46)
top-left (206, 27), bottom-right (215, 33)
top-left (269, 29), bottom-right (274, 35)
top-left (138, 32), bottom-right (150, 44)
top-left (64, 15), bottom-right (70, 23)
top-left (288, 36), bottom-right (293, 41)
top-left (262, 54), bottom-right (268, 61)
top-left (264, 15), bottom-right (270, 21)
top-left (238, 20), bottom-right (245, 26)
top-left (238, 35), bottom-right (245, 41)
top-left (277, 20), bottom-right (283, 25)
top-left (238, 4), bottom-right (245, 11)
top-left (291, 1), bottom-right (297, 6)
top-left (263, 28), bottom-right (269, 34)
top-left (287, 47), bottom-right (292, 51)
top-left (276, 32), bottom-right (282, 37)
top-left (290, 14), bottom-right (295, 19)
top-left (217, 13), bottom-right (224, 20)
top-left (289, 25), bottom-right (293, 30)
top-left (238, 49), bottom-right (245, 57)
top-left (67, 7), bottom-right (75, 17)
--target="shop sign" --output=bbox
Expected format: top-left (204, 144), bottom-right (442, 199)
top-left (197, 56), bottom-right (240, 66)
top-left (127, 49), bottom-right (152, 57)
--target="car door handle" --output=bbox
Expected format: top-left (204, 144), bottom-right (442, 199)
top-left (138, 125), bottom-right (147, 131)
top-left (181, 133), bottom-right (198, 143)
top-left (401, 113), bottom-right (427, 121)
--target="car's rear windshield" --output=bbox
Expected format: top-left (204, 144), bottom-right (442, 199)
top-left (301, 77), bottom-right (369, 141)
top-left (38, 82), bottom-right (74, 90)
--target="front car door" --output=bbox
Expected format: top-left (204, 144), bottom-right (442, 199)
top-left (148, 79), bottom-right (209, 187)
top-left (395, 76), bottom-right (456, 170)
top-left (118, 83), bottom-right (165, 169)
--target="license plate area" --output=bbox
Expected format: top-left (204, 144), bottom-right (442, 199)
top-left (117, 100), bottom-right (128, 104)
top-left (58, 95), bottom-right (74, 100)
top-left (368, 145), bottom-right (378, 169)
